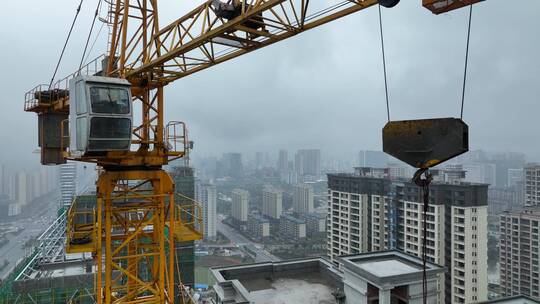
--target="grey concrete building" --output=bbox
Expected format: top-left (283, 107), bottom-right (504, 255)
top-left (301, 212), bottom-right (326, 236)
top-left (293, 183), bottom-right (314, 215)
top-left (231, 189), bottom-right (249, 224)
top-left (247, 214), bottom-right (270, 241)
top-left (262, 185), bottom-right (282, 219)
top-left (499, 207), bottom-right (540, 300)
top-left (327, 167), bottom-right (489, 304)
top-left (525, 163), bottom-right (540, 207)
top-left (279, 214), bottom-right (306, 240)
top-left (196, 182), bottom-right (217, 241)
top-left (295, 149), bottom-right (321, 178)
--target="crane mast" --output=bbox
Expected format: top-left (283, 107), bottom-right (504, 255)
top-left (23, 0), bottom-right (483, 303)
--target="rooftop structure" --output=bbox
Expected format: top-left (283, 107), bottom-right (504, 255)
top-left (210, 250), bottom-right (444, 304)
top-left (476, 295), bottom-right (540, 304)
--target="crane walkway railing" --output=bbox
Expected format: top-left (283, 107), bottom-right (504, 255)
top-left (66, 198), bottom-right (96, 254)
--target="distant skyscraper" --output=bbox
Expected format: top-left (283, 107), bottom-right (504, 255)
top-left (295, 149), bottom-right (321, 177)
top-left (0, 164), bottom-right (6, 195)
top-left (220, 153), bottom-right (243, 178)
top-left (262, 186), bottom-right (282, 219)
top-left (15, 172), bottom-right (27, 206)
top-left (277, 150), bottom-right (288, 173)
top-left (197, 183), bottom-right (217, 240)
top-left (524, 163), bottom-right (540, 207)
top-left (499, 208), bottom-right (540, 300)
top-left (463, 163), bottom-right (497, 186)
top-left (59, 162), bottom-right (77, 208)
top-left (231, 189), bottom-right (249, 222)
top-left (327, 167), bottom-right (488, 304)
top-left (492, 152), bottom-right (526, 188)
top-left (358, 150), bottom-right (388, 168)
top-left (507, 168), bottom-right (523, 188)
top-left (255, 152), bottom-right (264, 170)
top-left (293, 183), bottom-right (313, 215)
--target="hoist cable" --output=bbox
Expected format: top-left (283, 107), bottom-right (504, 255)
top-left (79, 0), bottom-right (103, 73)
top-left (413, 168), bottom-right (433, 304)
top-left (49, 0), bottom-right (84, 88)
top-left (83, 21), bottom-right (106, 66)
top-left (460, 4), bottom-right (473, 119)
top-left (378, 4), bottom-right (391, 122)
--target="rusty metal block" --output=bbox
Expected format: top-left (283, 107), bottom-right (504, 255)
top-left (38, 113), bottom-right (68, 165)
top-left (423, 0), bottom-right (484, 14)
top-left (382, 118), bottom-right (468, 169)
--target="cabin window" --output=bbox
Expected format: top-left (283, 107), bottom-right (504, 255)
top-left (89, 117), bottom-right (131, 139)
top-left (76, 117), bottom-right (87, 151)
top-left (76, 81), bottom-right (87, 114)
top-left (89, 86), bottom-right (130, 114)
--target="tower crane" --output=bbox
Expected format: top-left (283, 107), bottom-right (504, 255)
top-left (24, 0), bottom-right (483, 303)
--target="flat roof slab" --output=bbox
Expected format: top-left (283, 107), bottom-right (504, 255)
top-left (357, 259), bottom-right (420, 277)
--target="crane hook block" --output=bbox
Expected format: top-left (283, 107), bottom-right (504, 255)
top-left (379, 0), bottom-right (400, 8)
top-left (382, 118), bottom-right (468, 169)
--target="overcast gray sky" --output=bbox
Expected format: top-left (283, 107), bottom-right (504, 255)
top-left (1, 0), bottom-right (539, 170)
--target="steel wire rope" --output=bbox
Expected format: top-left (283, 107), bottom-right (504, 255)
top-left (79, 0), bottom-right (104, 73)
top-left (460, 4), bottom-right (474, 119)
top-left (49, 0), bottom-right (84, 88)
top-left (378, 4), bottom-right (391, 122)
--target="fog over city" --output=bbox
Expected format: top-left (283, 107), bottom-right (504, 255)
top-left (0, 0), bottom-right (539, 171)
top-left (1, 1), bottom-right (540, 303)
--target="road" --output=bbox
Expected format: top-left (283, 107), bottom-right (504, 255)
top-left (216, 220), bottom-right (280, 263)
top-left (0, 196), bottom-right (59, 280)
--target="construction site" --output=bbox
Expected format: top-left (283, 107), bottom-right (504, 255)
top-left (0, 0), bottom-right (538, 303)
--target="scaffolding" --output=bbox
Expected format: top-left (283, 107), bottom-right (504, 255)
top-left (0, 209), bottom-right (96, 304)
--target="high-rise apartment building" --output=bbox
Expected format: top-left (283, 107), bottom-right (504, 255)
top-left (295, 149), bottom-right (321, 177)
top-left (231, 189), bottom-right (249, 223)
top-left (358, 150), bottom-right (388, 168)
top-left (524, 163), bottom-right (540, 207)
top-left (59, 162), bottom-right (77, 208)
top-left (327, 168), bottom-right (488, 304)
top-left (277, 150), bottom-right (288, 173)
top-left (293, 183), bottom-right (314, 215)
top-left (254, 152), bottom-right (264, 170)
top-left (0, 164), bottom-right (6, 195)
top-left (220, 153), bottom-right (243, 178)
top-left (197, 183), bottom-right (217, 241)
top-left (508, 168), bottom-right (523, 188)
top-left (15, 172), bottom-right (27, 206)
top-left (262, 186), bottom-right (282, 219)
top-left (499, 208), bottom-right (540, 300)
